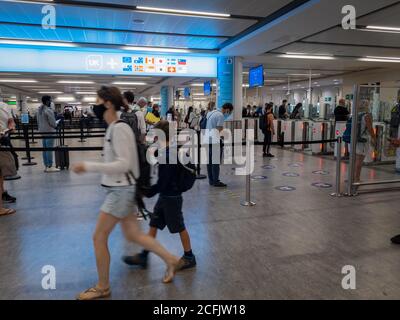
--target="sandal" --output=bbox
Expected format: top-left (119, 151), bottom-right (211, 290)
top-left (76, 286), bottom-right (111, 300)
top-left (0, 208), bottom-right (16, 217)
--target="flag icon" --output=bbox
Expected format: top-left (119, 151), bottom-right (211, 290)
top-left (167, 67), bottom-right (176, 73)
top-left (178, 59), bottom-right (187, 65)
top-left (122, 57), bottom-right (132, 63)
top-left (134, 57), bottom-right (144, 64)
top-left (145, 57), bottom-right (155, 65)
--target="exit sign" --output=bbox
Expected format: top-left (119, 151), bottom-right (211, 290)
top-left (6, 101), bottom-right (16, 105)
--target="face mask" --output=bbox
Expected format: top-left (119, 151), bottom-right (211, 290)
top-left (224, 112), bottom-right (231, 120)
top-left (93, 104), bottom-right (107, 121)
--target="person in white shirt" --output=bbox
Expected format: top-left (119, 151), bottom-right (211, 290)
top-left (123, 92), bottom-right (146, 144)
top-left (72, 86), bottom-right (179, 300)
top-left (0, 100), bottom-right (17, 212)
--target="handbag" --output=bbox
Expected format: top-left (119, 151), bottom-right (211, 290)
top-left (0, 148), bottom-right (17, 177)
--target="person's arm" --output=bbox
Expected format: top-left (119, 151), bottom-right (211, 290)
top-left (216, 112), bottom-right (225, 133)
top-left (269, 115), bottom-right (275, 135)
top-left (45, 109), bottom-right (57, 129)
top-left (84, 124), bottom-right (134, 174)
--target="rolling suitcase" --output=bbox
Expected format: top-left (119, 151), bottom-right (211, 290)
top-left (55, 123), bottom-right (69, 170)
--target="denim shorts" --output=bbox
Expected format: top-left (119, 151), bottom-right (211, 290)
top-left (100, 185), bottom-right (137, 219)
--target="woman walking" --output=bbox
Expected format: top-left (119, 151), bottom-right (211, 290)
top-left (73, 86), bottom-right (179, 300)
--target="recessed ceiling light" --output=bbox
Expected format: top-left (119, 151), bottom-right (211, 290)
top-left (57, 80), bottom-right (95, 84)
top-left (122, 46), bottom-right (190, 53)
top-left (83, 96), bottom-right (97, 102)
top-left (75, 91), bottom-right (97, 95)
top-left (0, 39), bottom-right (77, 47)
top-left (0, 79), bottom-right (37, 83)
top-left (38, 91), bottom-right (64, 94)
top-left (366, 55), bottom-right (400, 60)
top-left (136, 6), bottom-right (230, 18)
top-left (56, 96), bottom-right (75, 102)
top-left (366, 25), bottom-right (400, 32)
top-left (280, 54), bottom-right (335, 60)
top-left (359, 57), bottom-right (400, 63)
top-left (112, 81), bottom-right (147, 86)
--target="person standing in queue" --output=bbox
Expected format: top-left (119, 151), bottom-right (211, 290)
top-left (205, 103), bottom-right (233, 187)
top-left (278, 100), bottom-right (289, 119)
top-left (389, 138), bottom-right (400, 244)
top-left (145, 103), bottom-right (161, 127)
top-left (123, 120), bottom-right (196, 270)
top-left (334, 98), bottom-right (350, 122)
top-left (37, 96), bottom-right (60, 173)
top-left (72, 86), bottom-right (179, 300)
top-left (0, 99), bottom-right (17, 204)
top-left (261, 103), bottom-right (275, 158)
top-left (123, 92), bottom-right (146, 144)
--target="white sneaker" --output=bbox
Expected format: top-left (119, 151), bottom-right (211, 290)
top-left (45, 167), bottom-right (61, 173)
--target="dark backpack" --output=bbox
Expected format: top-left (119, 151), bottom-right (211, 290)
top-left (342, 113), bottom-right (367, 144)
top-left (120, 111), bottom-right (140, 143)
top-left (259, 114), bottom-right (267, 132)
top-left (177, 161), bottom-right (197, 193)
top-left (199, 115), bottom-right (207, 130)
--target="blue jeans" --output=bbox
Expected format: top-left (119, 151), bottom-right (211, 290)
top-left (42, 138), bottom-right (55, 167)
top-left (207, 143), bottom-right (223, 185)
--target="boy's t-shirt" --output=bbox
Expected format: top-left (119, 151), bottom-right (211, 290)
top-left (148, 147), bottom-right (182, 197)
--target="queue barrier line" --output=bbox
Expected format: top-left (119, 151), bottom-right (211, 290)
top-left (10, 134), bottom-right (106, 140)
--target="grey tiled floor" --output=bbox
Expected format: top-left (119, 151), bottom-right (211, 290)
top-left (1, 136), bottom-right (400, 300)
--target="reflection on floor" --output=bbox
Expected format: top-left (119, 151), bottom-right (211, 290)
top-left (1, 137), bottom-right (400, 300)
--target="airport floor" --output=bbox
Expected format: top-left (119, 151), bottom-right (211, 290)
top-left (1, 136), bottom-right (400, 300)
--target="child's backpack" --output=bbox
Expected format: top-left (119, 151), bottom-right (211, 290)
top-left (177, 162), bottom-right (197, 193)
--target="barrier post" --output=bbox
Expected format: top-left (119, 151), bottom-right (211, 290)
top-left (78, 118), bottom-right (86, 142)
top-left (22, 124), bottom-right (37, 166)
top-left (241, 119), bottom-right (256, 207)
top-left (30, 122), bottom-right (37, 145)
top-left (196, 130), bottom-right (207, 180)
top-left (331, 137), bottom-right (343, 197)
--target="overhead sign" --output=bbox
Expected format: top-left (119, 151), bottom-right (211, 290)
top-left (0, 45), bottom-right (217, 78)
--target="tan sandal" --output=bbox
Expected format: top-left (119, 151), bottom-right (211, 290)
top-left (0, 208), bottom-right (16, 217)
top-left (76, 286), bottom-right (111, 300)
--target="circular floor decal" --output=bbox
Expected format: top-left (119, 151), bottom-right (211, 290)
top-left (312, 170), bottom-right (330, 175)
top-left (275, 186), bottom-right (296, 192)
top-left (282, 172), bottom-right (300, 177)
top-left (261, 165), bottom-right (276, 170)
top-left (251, 175), bottom-right (268, 180)
top-left (312, 182), bottom-right (333, 188)
top-left (288, 163), bottom-right (303, 168)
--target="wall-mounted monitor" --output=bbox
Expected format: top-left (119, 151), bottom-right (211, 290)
top-left (249, 65), bottom-right (264, 88)
top-left (184, 87), bottom-right (191, 99)
top-left (204, 81), bottom-right (211, 96)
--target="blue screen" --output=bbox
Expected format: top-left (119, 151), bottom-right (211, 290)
top-left (249, 65), bottom-right (264, 88)
top-left (184, 87), bottom-right (191, 99)
top-left (204, 81), bottom-right (211, 96)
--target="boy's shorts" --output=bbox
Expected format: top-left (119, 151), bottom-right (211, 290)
top-left (150, 195), bottom-right (185, 234)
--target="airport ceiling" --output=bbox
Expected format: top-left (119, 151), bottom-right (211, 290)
top-left (0, 0), bottom-right (400, 100)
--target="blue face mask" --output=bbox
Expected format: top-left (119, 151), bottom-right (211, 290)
top-left (224, 112), bottom-right (231, 120)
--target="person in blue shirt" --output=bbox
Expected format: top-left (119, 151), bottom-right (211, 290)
top-left (205, 103), bottom-right (233, 187)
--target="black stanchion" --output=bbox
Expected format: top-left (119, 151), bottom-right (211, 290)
top-left (22, 124), bottom-right (37, 166)
top-left (78, 119), bottom-right (86, 142)
top-left (30, 123), bottom-right (37, 145)
top-left (196, 130), bottom-right (207, 180)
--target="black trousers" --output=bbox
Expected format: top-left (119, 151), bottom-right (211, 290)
top-left (263, 131), bottom-right (272, 154)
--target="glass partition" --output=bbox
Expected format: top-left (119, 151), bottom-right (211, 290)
top-left (347, 85), bottom-right (400, 194)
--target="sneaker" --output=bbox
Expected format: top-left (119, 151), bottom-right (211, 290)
top-left (262, 153), bottom-right (268, 157)
top-left (122, 252), bottom-right (148, 268)
top-left (267, 153), bottom-right (275, 158)
top-left (177, 255), bottom-right (197, 271)
top-left (391, 234), bottom-right (400, 245)
top-left (45, 167), bottom-right (60, 173)
top-left (213, 181), bottom-right (227, 188)
top-left (2, 191), bottom-right (16, 204)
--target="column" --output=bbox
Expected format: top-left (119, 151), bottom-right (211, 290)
top-left (160, 86), bottom-right (174, 118)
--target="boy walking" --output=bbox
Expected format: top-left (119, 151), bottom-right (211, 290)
top-left (123, 120), bottom-right (196, 270)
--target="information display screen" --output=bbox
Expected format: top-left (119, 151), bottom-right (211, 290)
top-left (204, 81), bottom-right (211, 96)
top-left (0, 45), bottom-right (218, 78)
top-left (249, 65), bottom-right (264, 88)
